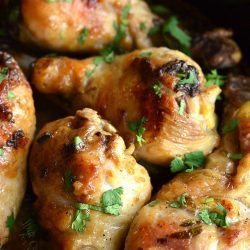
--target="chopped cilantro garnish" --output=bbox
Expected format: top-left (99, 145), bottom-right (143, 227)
top-left (148, 200), bottom-right (159, 207)
top-left (7, 90), bottom-right (15, 100)
top-left (151, 5), bottom-right (169, 15)
top-left (73, 136), bottom-right (83, 150)
top-left (178, 99), bottom-right (186, 116)
top-left (64, 170), bottom-right (76, 191)
top-left (198, 203), bottom-right (229, 228)
top-left (85, 56), bottom-right (103, 79)
top-left (222, 119), bottom-right (238, 134)
top-left (0, 67), bottom-right (8, 84)
top-left (128, 117), bottom-right (147, 145)
top-left (139, 22), bottom-right (146, 31)
top-left (177, 70), bottom-right (197, 85)
top-left (139, 51), bottom-right (152, 58)
top-left (163, 16), bottom-right (191, 52)
top-left (205, 70), bottom-right (225, 87)
top-left (152, 82), bottom-right (163, 98)
top-left (204, 197), bottom-right (214, 204)
top-left (170, 151), bottom-right (205, 173)
top-left (229, 153), bottom-right (242, 160)
top-left (148, 24), bottom-right (161, 36)
top-left (113, 4), bottom-right (131, 48)
top-left (0, 148), bottom-right (4, 156)
top-left (6, 213), bottom-right (15, 231)
top-left (71, 187), bottom-right (123, 232)
top-left (169, 193), bottom-right (187, 208)
top-left (71, 210), bottom-right (90, 232)
top-left (78, 28), bottom-right (89, 44)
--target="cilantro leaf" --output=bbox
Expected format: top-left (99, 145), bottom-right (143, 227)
top-left (128, 117), bottom-right (147, 145)
top-left (139, 51), bottom-right (152, 58)
top-left (222, 119), bottom-right (238, 134)
top-left (78, 28), bottom-right (89, 44)
top-left (178, 99), bottom-right (186, 116)
top-left (6, 213), bottom-right (15, 231)
top-left (169, 193), bottom-right (187, 208)
top-left (170, 151), bottom-right (205, 173)
top-left (198, 209), bottom-right (212, 225)
top-left (64, 170), bottom-right (76, 191)
top-left (205, 70), bottom-right (225, 87)
top-left (0, 148), bottom-right (4, 156)
top-left (163, 16), bottom-right (191, 52)
top-left (170, 157), bottom-right (185, 173)
top-left (101, 187), bottom-right (123, 215)
top-left (0, 67), bottom-right (8, 84)
top-left (148, 24), bottom-right (161, 36)
top-left (151, 5), bottom-right (169, 15)
top-left (152, 82), bottom-right (163, 98)
top-left (71, 210), bottom-right (90, 232)
top-left (204, 197), bottom-right (214, 204)
top-left (199, 203), bottom-right (229, 228)
top-left (139, 22), bottom-right (146, 31)
top-left (7, 90), bottom-right (15, 100)
top-left (177, 70), bottom-right (197, 85)
top-left (229, 153), bottom-right (242, 160)
top-left (73, 136), bottom-right (84, 150)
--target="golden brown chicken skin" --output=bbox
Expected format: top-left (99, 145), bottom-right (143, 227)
top-left (29, 108), bottom-right (151, 250)
top-left (125, 101), bottom-right (250, 250)
top-left (31, 47), bottom-right (220, 166)
top-left (19, 0), bottom-right (157, 53)
top-left (0, 51), bottom-right (36, 246)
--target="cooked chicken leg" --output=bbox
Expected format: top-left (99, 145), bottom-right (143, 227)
top-left (125, 99), bottom-right (250, 249)
top-left (19, 0), bottom-right (157, 53)
top-left (0, 51), bottom-right (36, 246)
top-left (31, 47), bottom-right (220, 166)
top-left (29, 108), bottom-right (151, 250)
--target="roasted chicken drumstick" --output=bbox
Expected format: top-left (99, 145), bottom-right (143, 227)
top-left (29, 108), bottom-right (151, 250)
top-left (0, 51), bottom-right (35, 246)
top-left (31, 47), bottom-right (220, 166)
top-left (125, 97), bottom-right (250, 249)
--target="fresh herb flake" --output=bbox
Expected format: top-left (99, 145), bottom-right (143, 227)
top-left (205, 70), bottom-right (225, 87)
top-left (170, 151), bottom-right (205, 173)
top-left (139, 22), bottom-right (146, 31)
top-left (163, 16), bottom-right (191, 51)
top-left (64, 170), bottom-right (76, 191)
top-left (178, 99), bottom-right (186, 116)
top-left (139, 51), bottom-right (152, 58)
top-left (6, 213), bottom-right (15, 231)
top-left (78, 28), bottom-right (89, 44)
top-left (73, 136), bottom-right (83, 150)
top-left (222, 119), bottom-right (238, 134)
top-left (204, 197), bottom-right (214, 204)
top-left (0, 148), bottom-right (4, 156)
top-left (128, 117), bottom-right (147, 145)
top-left (151, 5), bottom-right (169, 15)
top-left (148, 24), bottom-right (161, 36)
top-left (178, 70), bottom-right (197, 85)
top-left (7, 90), bottom-right (15, 100)
top-left (169, 193), bottom-right (187, 208)
top-left (0, 67), bottom-right (8, 84)
top-left (71, 210), bottom-right (90, 232)
top-left (229, 153), bottom-right (242, 160)
top-left (152, 82), bottom-right (163, 98)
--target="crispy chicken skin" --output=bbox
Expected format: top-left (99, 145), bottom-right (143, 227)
top-left (19, 0), bottom-right (156, 52)
top-left (31, 47), bottom-right (220, 165)
top-left (125, 101), bottom-right (250, 250)
top-left (29, 108), bottom-right (151, 250)
top-left (0, 51), bottom-right (35, 246)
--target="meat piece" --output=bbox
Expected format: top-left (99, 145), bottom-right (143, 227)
top-left (29, 108), bottom-right (151, 249)
top-left (125, 101), bottom-right (250, 250)
top-left (0, 51), bottom-right (36, 246)
top-left (19, 0), bottom-right (157, 52)
top-left (31, 47), bottom-right (220, 166)
top-left (191, 29), bottom-right (242, 70)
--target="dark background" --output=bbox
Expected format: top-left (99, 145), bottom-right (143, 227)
top-left (189, 0), bottom-right (250, 60)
